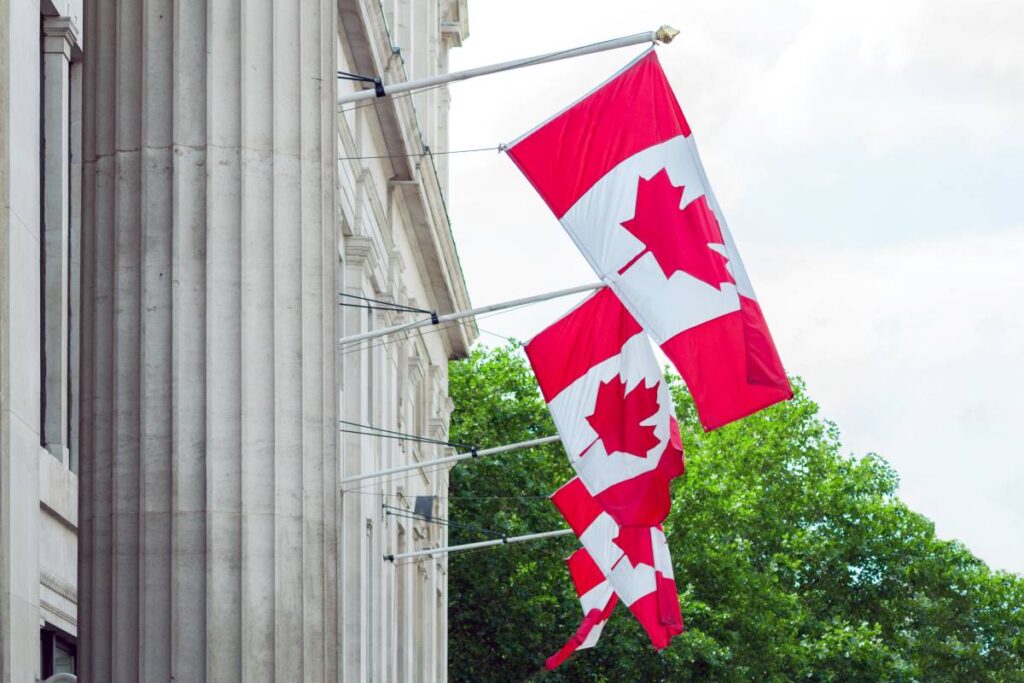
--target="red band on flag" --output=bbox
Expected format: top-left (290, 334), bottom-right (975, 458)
top-left (594, 417), bottom-right (684, 527)
top-left (551, 478), bottom-right (605, 537)
top-left (566, 548), bottom-right (606, 597)
top-left (507, 50), bottom-right (690, 219)
top-left (545, 599), bottom-right (616, 670)
top-left (628, 579), bottom-right (684, 650)
top-left (526, 286), bottom-right (642, 403)
top-left (661, 296), bottom-right (792, 431)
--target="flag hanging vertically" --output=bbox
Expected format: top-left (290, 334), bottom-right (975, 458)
top-left (525, 287), bottom-right (684, 528)
top-left (508, 49), bottom-right (792, 431)
top-left (525, 287), bottom-right (685, 666)
top-left (551, 477), bottom-right (683, 664)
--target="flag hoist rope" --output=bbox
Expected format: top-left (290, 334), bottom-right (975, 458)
top-left (385, 528), bottom-right (574, 562)
top-left (339, 282), bottom-right (602, 346)
top-left (338, 26), bottom-right (680, 106)
top-left (341, 435), bottom-right (561, 486)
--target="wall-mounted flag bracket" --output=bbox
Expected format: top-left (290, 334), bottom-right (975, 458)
top-left (338, 26), bottom-right (679, 106)
top-left (338, 282), bottom-right (602, 347)
top-left (340, 435), bottom-right (560, 487)
top-left (384, 528), bottom-right (573, 562)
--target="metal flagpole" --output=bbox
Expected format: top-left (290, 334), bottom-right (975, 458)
top-left (338, 281), bottom-right (602, 346)
top-left (338, 26), bottom-right (680, 106)
top-left (340, 435), bottom-right (560, 486)
top-left (385, 528), bottom-right (574, 562)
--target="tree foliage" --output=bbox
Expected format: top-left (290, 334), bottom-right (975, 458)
top-left (447, 344), bottom-right (1024, 682)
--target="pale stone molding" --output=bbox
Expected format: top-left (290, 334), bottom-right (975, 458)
top-left (40, 599), bottom-right (78, 629)
top-left (42, 16), bottom-right (82, 62)
top-left (440, 0), bottom-right (469, 47)
top-left (407, 354), bottom-right (426, 387)
top-left (38, 446), bottom-right (79, 528)
top-left (344, 233), bottom-right (380, 271)
top-left (387, 246), bottom-right (406, 294)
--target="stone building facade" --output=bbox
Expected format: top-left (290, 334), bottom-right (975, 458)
top-left (337, 1), bottom-right (474, 681)
top-left (1, 0), bottom-right (85, 679)
top-left (0, 0), bottom-right (474, 680)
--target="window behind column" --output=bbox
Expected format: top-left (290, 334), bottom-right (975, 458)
top-left (40, 625), bottom-right (77, 678)
top-left (39, 14), bottom-right (81, 473)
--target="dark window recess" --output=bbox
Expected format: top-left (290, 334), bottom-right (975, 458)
top-left (414, 495), bottom-right (435, 520)
top-left (40, 625), bottom-right (76, 678)
top-left (39, 18), bottom-right (48, 448)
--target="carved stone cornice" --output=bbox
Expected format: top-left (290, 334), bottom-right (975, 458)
top-left (343, 234), bottom-right (379, 272)
top-left (40, 569), bottom-right (78, 604)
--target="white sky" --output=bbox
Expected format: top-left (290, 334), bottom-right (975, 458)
top-left (445, 0), bottom-right (1024, 574)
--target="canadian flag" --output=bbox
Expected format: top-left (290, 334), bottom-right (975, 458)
top-left (526, 287), bottom-right (685, 666)
top-left (525, 287), bottom-right (684, 528)
top-left (548, 477), bottom-right (683, 668)
top-left (544, 547), bottom-right (618, 670)
top-left (508, 49), bottom-right (792, 431)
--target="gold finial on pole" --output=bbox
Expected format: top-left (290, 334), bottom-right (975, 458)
top-left (656, 25), bottom-right (680, 44)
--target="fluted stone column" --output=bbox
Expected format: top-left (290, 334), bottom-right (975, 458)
top-left (78, 1), bottom-right (339, 680)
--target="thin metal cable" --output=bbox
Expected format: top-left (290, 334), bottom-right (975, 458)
top-left (383, 505), bottom-right (506, 539)
top-left (339, 81), bottom-right (451, 115)
top-left (340, 436), bottom-right (560, 493)
top-left (339, 419), bottom-right (474, 452)
top-left (339, 428), bottom-right (459, 449)
top-left (338, 297), bottom-right (537, 357)
top-left (338, 316), bottom-right (439, 355)
top-left (477, 327), bottom-right (518, 344)
top-left (338, 419), bottom-right (455, 444)
top-left (338, 292), bottom-right (434, 315)
top-left (337, 70), bottom-right (378, 83)
top-left (339, 302), bottom-right (429, 315)
top-left (338, 318), bottom-right (450, 356)
top-left (337, 145), bottom-right (500, 161)
top-left (342, 458), bottom-right (480, 493)
top-left (390, 533), bottom-right (575, 567)
top-left (342, 489), bottom-right (552, 501)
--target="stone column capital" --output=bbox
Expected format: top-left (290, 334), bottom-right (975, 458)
top-left (42, 16), bottom-right (82, 61)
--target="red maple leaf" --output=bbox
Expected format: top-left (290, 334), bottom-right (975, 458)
top-left (618, 168), bottom-right (735, 289)
top-left (613, 527), bottom-right (655, 568)
top-left (586, 376), bottom-right (661, 458)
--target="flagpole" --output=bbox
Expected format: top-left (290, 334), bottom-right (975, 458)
top-left (338, 281), bottom-right (602, 346)
top-left (385, 528), bottom-right (574, 562)
top-left (341, 435), bottom-right (560, 486)
top-left (338, 26), bottom-right (680, 106)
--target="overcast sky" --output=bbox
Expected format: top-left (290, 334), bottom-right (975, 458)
top-left (444, 0), bottom-right (1024, 574)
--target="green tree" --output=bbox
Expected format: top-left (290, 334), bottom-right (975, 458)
top-left (447, 344), bottom-right (1024, 682)
top-left (446, 343), bottom-right (577, 681)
